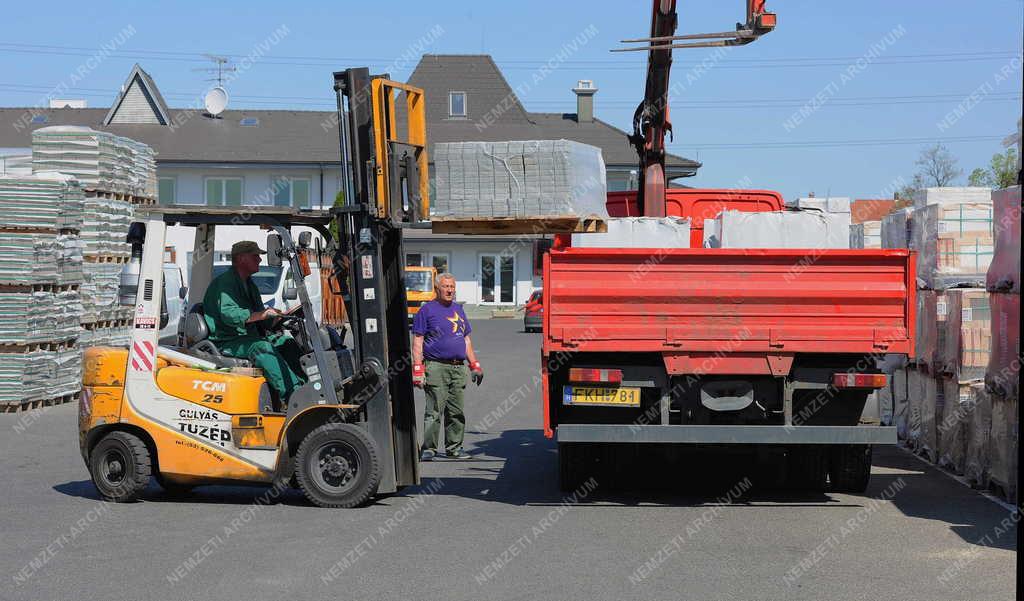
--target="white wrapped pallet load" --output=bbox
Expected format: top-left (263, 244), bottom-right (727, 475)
top-left (938, 379), bottom-right (972, 474)
top-left (789, 196), bottom-right (851, 213)
top-left (81, 195), bottom-right (133, 257)
top-left (80, 262), bottom-right (125, 324)
top-left (881, 208), bottom-right (913, 249)
top-left (31, 126), bottom-right (120, 191)
top-left (912, 186), bottom-right (991, 209)
top-left (941, 289), bottom-right (990, 382)
top-left (849, 220), bottom-right (882, 249)
top-left (964, 383), bottom-right (991, 488)
top-left (986, 185), bottom-right (1021, 294)
top-left (911, 202), bottom-right (994, 289)
top-left (707, 209), bottom-right (850, 249)
top-left (919, 374), bottom-right (941, 462)
top-left (432, 140), bottom-right (608, 219)
top-left (907, 368), bottom-right (925, 449)
top-left (988, 393), bottom-right (1018, 502)
top-left (571, 217), bottom-right (690, 248)
top-left (893, 367), bottom-right (909, 439)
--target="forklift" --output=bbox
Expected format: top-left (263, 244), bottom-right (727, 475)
top-left (79, 68), bottom-right (428, 507)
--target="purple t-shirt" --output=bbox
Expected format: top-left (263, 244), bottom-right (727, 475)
top-left (412, 300), bottom-right (472, 361)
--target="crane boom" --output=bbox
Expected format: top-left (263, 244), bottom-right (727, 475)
top-left (620, 0), bottom-right (776, 217)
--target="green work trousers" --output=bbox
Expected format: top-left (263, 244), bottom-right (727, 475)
top-left (218, 334), bottom-right (305, 400)
top-left (422, 361), bottom-right (469, 454)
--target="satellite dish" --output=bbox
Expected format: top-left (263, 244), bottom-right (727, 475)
top-left (204, 86), bottom-right (228, 116)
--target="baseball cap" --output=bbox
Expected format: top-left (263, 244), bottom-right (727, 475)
top-left (230, 240), bottom-right (267, 256)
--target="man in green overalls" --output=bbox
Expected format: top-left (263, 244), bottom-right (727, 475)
top-left (203, 241), bottom-right (305, 405)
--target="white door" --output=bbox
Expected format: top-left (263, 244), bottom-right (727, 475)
top-left (479, 254), bottom-right (516, 305)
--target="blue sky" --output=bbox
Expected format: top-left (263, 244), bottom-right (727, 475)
top-left (2, 0), bottom-right (1021, 200)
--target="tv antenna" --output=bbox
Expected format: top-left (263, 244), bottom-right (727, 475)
top-left (193, 54), bottom-right (237, 87)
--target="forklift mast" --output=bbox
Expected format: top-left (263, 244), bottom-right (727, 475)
top-left (329, 68), bottom-right (429, 493)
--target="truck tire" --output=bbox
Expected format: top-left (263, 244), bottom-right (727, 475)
top-left (786, 446), bottom-right (827, 492)
top-left (295, 423), bottom-right (381, 508)
top-left (829, 444), bottom-right (872, 493)
top-left (89, 431), bottom-right (152, 502)
top-left (558, 442), bottom-right (584, 492)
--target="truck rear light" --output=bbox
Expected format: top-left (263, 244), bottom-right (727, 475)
top-left (832, 373), bottom-right (888, 389)
top-left (568, 368), bottom-right (623, 384)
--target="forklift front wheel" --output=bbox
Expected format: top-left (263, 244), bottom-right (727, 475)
top-left (295, 423), bottom-right (381, 508)
top-left (89, 431), bottom-right (152, 503)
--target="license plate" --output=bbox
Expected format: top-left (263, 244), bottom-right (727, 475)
top-left (562, 386), bottom-right (640, 407)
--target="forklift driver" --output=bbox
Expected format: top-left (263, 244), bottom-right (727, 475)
top-left (203, 240), bottom-right (306, 406)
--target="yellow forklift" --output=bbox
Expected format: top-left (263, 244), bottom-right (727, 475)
top-left (79, 68), bottom-right (428, 507)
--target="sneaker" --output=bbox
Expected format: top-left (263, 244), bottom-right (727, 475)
top-left (420, 449), bottom-right (436, 461)
top-left (446, 449), bottom-right (472, 460)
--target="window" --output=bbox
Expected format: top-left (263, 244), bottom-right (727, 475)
top-left (158, 177), bottom-right (176, 204)
top-left (240, 117), bottom-right (259, 126)
top-left (271, 176), bottom-right (311, 208)
top-left (406, 253), bottom-right (423, 267)
top-left (205, 177), bottom-right (243, 206)
top-left (430, 253), bottom-right (449, 274)
top-left (448, 91), bottom-right (466, 118)
top-left (31, 115), bottom-right (48, 124)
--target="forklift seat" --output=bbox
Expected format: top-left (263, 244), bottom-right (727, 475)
top-left (182, 304), bottom-right (252, 369)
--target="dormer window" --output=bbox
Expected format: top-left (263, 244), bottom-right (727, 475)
top-left (449, 91), bottom-right (466, 118)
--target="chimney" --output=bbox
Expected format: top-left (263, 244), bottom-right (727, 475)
top-left (573, 80), bottom-right (597, 123)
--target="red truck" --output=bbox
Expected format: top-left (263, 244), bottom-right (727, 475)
top-left (542, 188), bottom-right (914, 492)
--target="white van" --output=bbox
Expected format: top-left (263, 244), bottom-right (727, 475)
top-left (211, 261), bottom-right (322, 322)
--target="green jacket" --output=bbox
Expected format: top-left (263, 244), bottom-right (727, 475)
top-left (202, 268), bottom-right (267, 342)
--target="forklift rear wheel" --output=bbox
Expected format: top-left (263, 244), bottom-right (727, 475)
top-left (89, 431), bottom-right (152, 503)
top-left (295, 423), bottom-right (381, 508)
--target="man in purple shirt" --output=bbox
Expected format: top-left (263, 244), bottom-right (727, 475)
top-left (411, 273), bottom-right (484, 461)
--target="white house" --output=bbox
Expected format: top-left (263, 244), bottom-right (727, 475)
top-left (0, 59), bottom-right (700, 307)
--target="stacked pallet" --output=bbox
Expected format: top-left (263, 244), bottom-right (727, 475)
top-left (0, 174), bottom-right (84, 411)
top-left (849, 220), bottom-right (882, 249)
top-left (886, 185), bottom-right (1020, 503)
top-left (31, 127), bottom-right (157, 352)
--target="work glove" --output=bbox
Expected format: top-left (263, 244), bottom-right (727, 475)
top-left (412, 364), bottom-right (425, 388)
top-left (470, 361), bottom-right (484, 386)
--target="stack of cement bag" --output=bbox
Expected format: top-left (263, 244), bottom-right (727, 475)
top-left (432, 140), bottom-right (608, 219)
top-left (704, 209), bottom-right (849, 249)
top-left (0, 172), bottom-right (84, 230)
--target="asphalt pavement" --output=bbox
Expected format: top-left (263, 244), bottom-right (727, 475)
top-left (0, 319), bottom-right (1016, 601)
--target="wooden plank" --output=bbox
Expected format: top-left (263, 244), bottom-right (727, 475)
top-left (431, 215), bottom-right (607, 235)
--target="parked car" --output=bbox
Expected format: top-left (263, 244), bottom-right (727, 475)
top-left (524, 289), bottom-right (543, 332)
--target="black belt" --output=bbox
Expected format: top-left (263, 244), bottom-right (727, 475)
top-left (426, 358), bottom-right (465, 365)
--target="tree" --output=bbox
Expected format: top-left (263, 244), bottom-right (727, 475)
top-left (916, 143), bottom-right (962, 187)
top-left (969, 148), bottom-right (1018, 189)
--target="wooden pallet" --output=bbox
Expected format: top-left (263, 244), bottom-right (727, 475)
top-left (1, 392), bottom-right (79, 414)
top-left (0, 338), bottom-right (77, 353)
top-left (83, 255), bottom-right (130, 264)
top-left (84, 188), bottom-right (157, 205)
top-left (0, 283), bottom-right (80, 293)
top-left (430, 215), bottom-right (607, 235)
top-left (82, 317), bottom-right (132, 330)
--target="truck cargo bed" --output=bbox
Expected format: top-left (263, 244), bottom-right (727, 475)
top-left (543, 247), bottom-right (915, 356)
